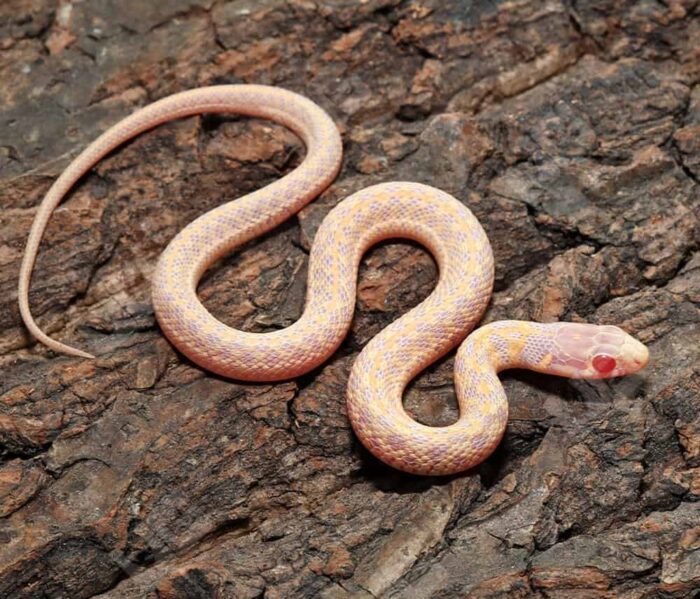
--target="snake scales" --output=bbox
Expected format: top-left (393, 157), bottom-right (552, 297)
top-left (18, 85), bottom-right (649, 475)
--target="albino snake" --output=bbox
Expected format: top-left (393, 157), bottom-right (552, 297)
top-left (18, 85), bottom-right (649, 475)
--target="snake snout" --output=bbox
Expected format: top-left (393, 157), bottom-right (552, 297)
top-left (621, 335), bottom-right (649, 375)
top-left (631, 339), bottom-right (649, 368)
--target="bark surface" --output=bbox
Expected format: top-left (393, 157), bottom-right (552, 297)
top-left (1, 1), bottom-right (699, 597)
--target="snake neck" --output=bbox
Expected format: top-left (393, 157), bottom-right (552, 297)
top-left (459, 321), bottom-right (557, 374)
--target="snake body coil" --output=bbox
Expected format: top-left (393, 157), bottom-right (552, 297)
top-left (18, 85), bottom-right (649, 475)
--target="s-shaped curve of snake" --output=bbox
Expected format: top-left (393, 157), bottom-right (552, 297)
top-left (18, 85), bottom-right (649, 475)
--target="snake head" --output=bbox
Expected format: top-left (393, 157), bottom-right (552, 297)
top-left (550, 323), bottom-right (649, 379)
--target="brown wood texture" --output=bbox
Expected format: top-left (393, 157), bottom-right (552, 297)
top-left (1, 1), bottom-right (699, 597)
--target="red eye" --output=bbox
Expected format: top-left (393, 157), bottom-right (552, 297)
top-left (592, 354), bottom-right (617, 374)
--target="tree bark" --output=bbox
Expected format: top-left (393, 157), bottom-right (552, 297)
top-left (1, 1), bottom-right (699, 597)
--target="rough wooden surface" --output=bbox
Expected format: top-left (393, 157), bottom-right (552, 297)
top-left (1, 1), bottom-right (699, 597)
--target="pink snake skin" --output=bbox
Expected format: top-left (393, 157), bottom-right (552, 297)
top-left (18, 85), bottom-right (649, 475)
